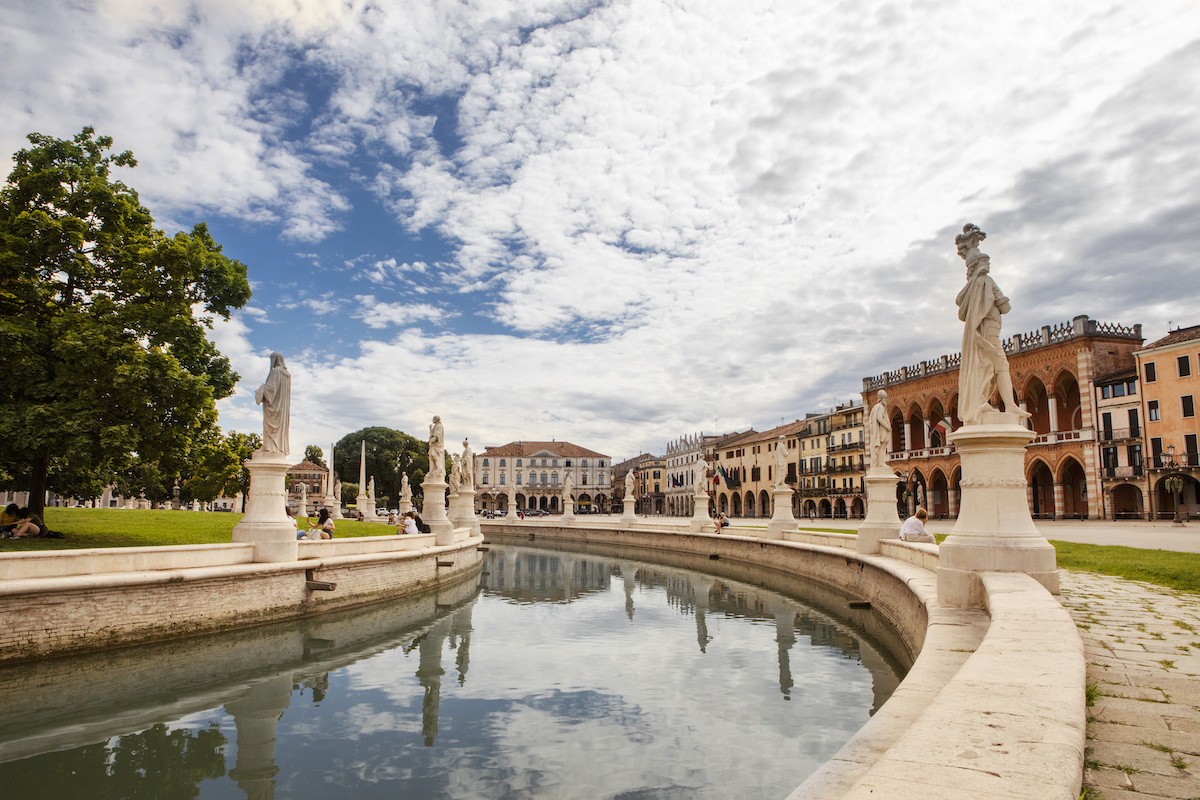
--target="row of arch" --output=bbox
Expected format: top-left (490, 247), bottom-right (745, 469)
top-left (477, 493), bottom-right (611, 512)
top-left (886, 372), bottom-right (1085, 452)
top-left (710, 491), bottom-right (868, 520)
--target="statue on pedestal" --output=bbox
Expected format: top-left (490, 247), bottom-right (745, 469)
top-left (367, 477), bottom-right (376, 504)
top-left (563, 471), bottom-right (574, 502)
top-left (333, 477), bottom-right (342, 503)
top-left (773, 435), bottom-right (789, 489)
top-left (954, 225), bottom-right (1031, 426)
top-left (695, 456), bottom-right (709, 494)
top-left (449, 455), bottom-right (462, 494)
top-left (254, 352), bottom-right (291, 453)
top-left (624, 469), bottom-right (635, 497)
top-left (428, 416), bottom-right (445, 480)
top-left (868, 389), bottom-right (892, 469)
top-left (460, 439), bottom-right (474, 487)
top-left (400, 473), bottom-right (412, 504)
top-left (299, 482), bottom-right (307, 513)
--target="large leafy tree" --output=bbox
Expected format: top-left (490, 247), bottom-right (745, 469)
top-left (0, 128), bottom-right (251, 514)
top-left (304, 444), bottom-right (326, 468)
top-left (334, 427), bottom-right (429, 506)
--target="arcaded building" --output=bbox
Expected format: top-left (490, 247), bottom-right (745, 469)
top-left (861, 315), bottom-right (1143, 520)
top-left (1136, 325), bottom-right (1200, 520)
top-left (474, 441), bottom-right (611, 513)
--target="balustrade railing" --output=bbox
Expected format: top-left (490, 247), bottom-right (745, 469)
top-left (1099, 427), bottom-right (1141, 442)
top-left (1102, 465), bottom-right (1144, 479)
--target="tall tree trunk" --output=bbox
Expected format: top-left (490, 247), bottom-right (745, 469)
top-left (28, 450), bottom-right (49, 517)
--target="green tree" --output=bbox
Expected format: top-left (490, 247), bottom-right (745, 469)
top-left (304, 444), bottom-right (325, 468)
top-left (341, 481), bottom-right (359, 508)
top-left (334, 427), bottom-right (428, 506)
top-left (0, 128), bottom-right (251, 514)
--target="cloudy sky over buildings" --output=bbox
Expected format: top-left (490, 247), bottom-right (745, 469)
top-left (4, 0), bottom-right (1199, 460)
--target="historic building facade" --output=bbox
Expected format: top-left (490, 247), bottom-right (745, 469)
top-left (635, 454), bottom-right (667, 515)
top-left (862, 315), bottom-right (1144, 520)
top-left (664, 433), bottom-right (722, 516)
top-left (1136, 325), bottom-right (1200, 520)
top-left (473, 441), bottom-right (611, 513)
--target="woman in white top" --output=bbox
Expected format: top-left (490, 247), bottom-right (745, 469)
top-left (899, 508), bottom-right (936, 543)
top-left (304, 508), bottom-right (335, 540)
top-left (400, 512), bottom-right (420, 536)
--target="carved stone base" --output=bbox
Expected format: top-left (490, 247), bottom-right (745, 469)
top-left (858, 467), bottom-right (902, 554)
top-left (355, 492), bottom-right (375, 521)
top-left (232, 449), bottom-right (299, 563)
top-left (421, 477), bottom-right (454, 545)
top-left (765, 485), bottom-right (796, 540)
top-left (456, 488), bottom-right (480, 537)
top-left (937, 413), bottom-right (1058, 607)
top-left (397, 498), bottom-right (412, 516)
top-left (562, 497), bottom-right (575, 523)
top-left (620, 497), bottom-right (636, 528)
top-left (690, 491), bottom-right (711, 533)
top-left (507, 494), bottom-right (519, 519)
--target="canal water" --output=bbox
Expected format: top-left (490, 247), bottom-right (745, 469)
top-left (0, 542), bottom-right (905, 799)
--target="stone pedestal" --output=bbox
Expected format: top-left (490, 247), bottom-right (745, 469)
top-left (689, 490), bottom-right (712, 533)
top-left (507, 493), bottom-right (519, 519)
top-left (765, 485), bottom-right (796, 540)
top-left (620, 497), bottom-right (637, 528)
top-left (355, 492), bottom-right (375, 520)
top-left (398, 497), bottom-right (412, 516)
top-left (561, 496), bottom-right (575, 523)
top-left (454, 487), bottom-right (480, 537)
top-left (937, 412), bottom-right (1058, 608)
top-left (422, 476), bottom-right (454, 545)
top-left (858, 466), bottom-right (902, 554)
top-left (231, 449), bottom-right (299, 563)
top-left (327, 495), bottom-right (343, 519)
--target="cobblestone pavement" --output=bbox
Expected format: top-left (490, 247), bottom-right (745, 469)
top-left (1060, 570), bottom-right (1200, 799)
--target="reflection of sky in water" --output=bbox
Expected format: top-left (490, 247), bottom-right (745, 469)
top-left (0, 545), bottom-right (901, 800)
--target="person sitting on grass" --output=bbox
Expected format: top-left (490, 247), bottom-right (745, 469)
top-left (398, 511), bottom-right (420, 536)
top-left (899, 508), bottom-right (936, 544)
top-left (0, 503), bottom-right (20, 534)
top-left (9, 507), bottom-right (45, 538)
top-left (302, 508), bottom-right (335, 540)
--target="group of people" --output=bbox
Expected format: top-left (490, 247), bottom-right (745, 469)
top-left (396, 510), bottom-right (429, 535)
top-left (290, 507), bottom-right (335, 540)
top-left (0, 504), bottom-right (44, 538)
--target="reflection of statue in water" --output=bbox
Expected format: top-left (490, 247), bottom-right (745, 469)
top-left (954, 225), bottom-right (1031, 426)
top-left (773, 435), bottom-right (789, 488)
top-left (428, 416), bottom-right (445, 480)
top-left (254, 352), bottom-right (291, 453)
top-left (868, 389), bottom-right (892, 469)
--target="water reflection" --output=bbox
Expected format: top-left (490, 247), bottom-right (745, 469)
top-left (0, 544), bottom-right (905, 800)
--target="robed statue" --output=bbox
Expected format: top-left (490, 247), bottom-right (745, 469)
top-left (400, 473), bottom-right (412, 503)
top-left (695, 457), bottom-right (709, 495)
top-left (954, 225), bottom-right (1030, 426)
top-left (868, 389), bottom-right (892, 469)
top-left (428, 415), bottom-right (445, 480)
top-left (773, 435), bottom-right (789, 489)
top-left (449, 454), bottom-right (462, 494)
top-left (254, 352), bottom-right (291, 453)
top-left (367, 476), bottom-right (376, 503)
top-left (460, 438), bottom-right (474, 486)
top-left (624, 469), bottom-right (635, 496)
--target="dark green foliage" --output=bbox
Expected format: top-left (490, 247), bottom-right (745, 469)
top-left (0, 722), bottom-right (227, 799)
top-left (334, 427), bottom-right (428, 504)
top-left (304, 444), bottom-right (326, 467)
top-left (0, 128), bottom-right (251, 513)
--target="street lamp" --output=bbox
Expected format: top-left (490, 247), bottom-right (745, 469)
top-left (1165, 445), bottom-right (1185, 527)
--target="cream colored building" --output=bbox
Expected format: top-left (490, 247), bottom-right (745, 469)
top-left (474, 441), bottom-right (611, 514)
top-left (664, 433), bottom-right (721, 516)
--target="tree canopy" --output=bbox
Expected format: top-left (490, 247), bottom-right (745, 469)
top-left (334, 427), bottom-right (432, 506)
top-left (304, 445), bottom-right (326, 468)
top-left (0, 127), bottom-right (251, 513)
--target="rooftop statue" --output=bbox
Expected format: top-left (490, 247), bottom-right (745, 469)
top-left (954, 225), bottom-right (1031, 426)
top-left (254, 352), bottom-right (291, 453)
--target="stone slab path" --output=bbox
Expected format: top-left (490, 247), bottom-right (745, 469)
top-left (1060, 571), bottom-right (1200, 799)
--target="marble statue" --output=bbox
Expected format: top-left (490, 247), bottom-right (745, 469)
top-left (563, 471), bottom-right (574, 498)
top-left (367, 477), bottom-right (376, 503)
top-left (695, 456), bottom-right (709, 493)
top-left (449, 454), bottom-right (462, 494)
top-left (773, 435), bottom-right (789, 488)
top-left (254, 352), bottom-right (291, 453)
top-left (428, 416), bottom-right (445, 480)
top-left (400, 473), bottom-right (412, 503)
top-left (917, 483), bottom-right (925, 508)
top-left (299, 482), bottom-right (307, 512)
top-left (333, 477), bottom-right (342, 503)
top-left (625, 469), bottom-right (635, 496)
top-left (868, 389), bottom-right (892, 469)
top-left (460, 438), bottom-right (474, 486)
top-left (954, 225), bottom-right (1030, 426)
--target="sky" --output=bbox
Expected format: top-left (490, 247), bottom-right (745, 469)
top-left (4, 0), bottom-right (1200, 463)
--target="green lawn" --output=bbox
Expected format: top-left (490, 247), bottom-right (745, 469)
top-left (0, 508), bottom-right (396, 551)
top-left (1048, 540), bottom-right (1200, 595)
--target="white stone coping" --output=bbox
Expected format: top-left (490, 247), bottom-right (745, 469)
top-left (487, 519), bottom-right (1085, 800)
top-left (0, 542), bottom-right (256, 581)
top-left (298, 533), bottom-right (437, 557)
top-left (0, 534), bottom-right (483, 599)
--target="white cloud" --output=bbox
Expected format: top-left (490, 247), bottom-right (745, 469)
top-left (352, 296), bottom-right (453, 329)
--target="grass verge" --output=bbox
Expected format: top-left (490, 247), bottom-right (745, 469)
top-left (0, 508), bottom-right (396, 551)
top-left (1048, 540), bottom-right (1200, 595)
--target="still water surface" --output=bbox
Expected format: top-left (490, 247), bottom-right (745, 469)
top-left (0, 543), bottom-right (904, 799)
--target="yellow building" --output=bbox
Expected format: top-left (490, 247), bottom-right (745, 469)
top-left (1136, 325), bottom-right (1200, 520)
top-left (635, 455), bottom-right (667, 515)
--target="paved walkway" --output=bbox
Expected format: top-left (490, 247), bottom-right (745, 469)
top-left (1059, 570), bottom-right (1200, 799)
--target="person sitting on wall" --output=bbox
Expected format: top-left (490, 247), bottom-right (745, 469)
top-left (713, 512), bottom-right (729, 534)
top-left (413, 512), bottom-right (430, 534)
top-left (9, 507), bottom-right (45, 538)
top-left (399, 511), bottom-right (420, 536)
top-left (899, 508), bottom-right (936, 544)
top-left (303, 508), bottom-right (335, 540)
